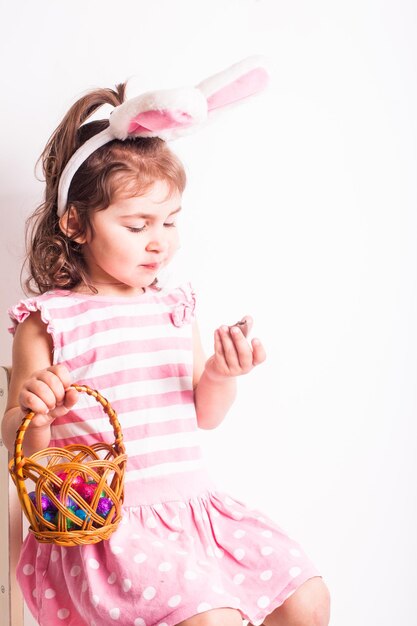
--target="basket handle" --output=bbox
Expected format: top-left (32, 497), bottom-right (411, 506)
top-left (13, 384), bottom-right (125, 482)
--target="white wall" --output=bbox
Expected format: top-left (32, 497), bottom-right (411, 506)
top-left (1, 1), bottom-right (416, 625)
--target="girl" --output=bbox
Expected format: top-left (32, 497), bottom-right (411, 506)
top-left (2, 61), bottom-right (330, 626)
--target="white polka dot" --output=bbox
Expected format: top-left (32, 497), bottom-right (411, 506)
top-left (233, 529), bottom-right (246, 539)
top-left (23, 564), bottom-right (34, 576)
top-left (214, 548), bottom-right (224, 559)
top-left (168, 594), bottom-right (181, 607)
top-left (262, 530), bottom-right (272, 538)
top-left (111, 545), bottom-right (123, 555)
top-left (57, 608), bottom-right (70, 620)
top-left (32, 588), bottom-right (38, 598)
top-left (231, 596), bottom-right (241, 606)
top-left (197, 602), bottom-right (212, 613)
top-left (260, 570), bottom-right (273, 581)
top-left (233, 548), bottom-right (245, 561)
top-left (109, 608), bottom-right (120, 620)
top-left (206, 546), bottom-right (215, 557)
top-left (257, 596), bottom-right (270, 609)
top-left (91, 595), bottom-right (100, 607)
top-left (122, 579), bottom-right (132, 592)
top-left (290, 548), bottom-right (301, 557)
top-left (158, 562), bottom-right (172, 572)
top-left (261, 546), bottom-right (274, 556)
top-left (70, 565), bottom-right (81, 577)
top-left (152, 540), bottom-right (164, 548)
top-left (158, 623), bottom-right (168, 626)
top-left (168, 531), bottom-right (179, 541)
top-left (184, 570), bottom-right (197, 580)
top-left (176, 549), bottom-right (188, 556)
top-left (257, 516), bottom-right (266, 523)
top-left (134, 619), bottom-right (146, 626)
top-left (233, 573), bottom-right (245, 585)
top-left (88, 558), bottom-right (100, 570)
top-left (212, 585), bottom-right (225, 594)
top-left (231, 511), bottom-right (244, 520)
top-left (171, 515), bottom-right (181, 527)
top-left (108, 572), bottom-right (117, 584)
top-left (45, 588), bottom-right (56, 599)
top-left (51, 551), bottom-right (59, 562)
top-left (81, 581), bottom-right (88, 593)
top-left (179, 502), bottom-right (187, 509)
top-left (146, 517), bottom-right (157, 528)
top-left (289, 566), bottom-right (302, 578)
top-left (143, 586), bottom-right (156, 600)
top-left (134, 552), bottom-right (147, 564)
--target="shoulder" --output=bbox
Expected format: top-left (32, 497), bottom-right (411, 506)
top-left (7, 290), bottom-right (72, 336)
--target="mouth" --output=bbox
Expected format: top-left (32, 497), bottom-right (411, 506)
top-left (141, 263), bottom-right (162, 271)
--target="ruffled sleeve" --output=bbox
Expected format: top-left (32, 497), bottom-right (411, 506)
top-left (170, 282), bottom-right (196, 328)
top-left (8, 296), bottom-right (55, 338)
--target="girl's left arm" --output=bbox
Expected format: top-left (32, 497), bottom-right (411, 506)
top-left (192, 316), bottom-right (266, 429)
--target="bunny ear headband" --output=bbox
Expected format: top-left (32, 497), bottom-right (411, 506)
top-left (57, 55), bottom-right (269, 216)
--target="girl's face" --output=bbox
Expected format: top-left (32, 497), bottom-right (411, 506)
top-left (80, 179), bottom-right (181, 295)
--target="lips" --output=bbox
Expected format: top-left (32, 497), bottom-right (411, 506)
top-left (141, 263), bottom-right (161, 271)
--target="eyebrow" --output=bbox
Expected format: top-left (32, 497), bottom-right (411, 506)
top-left (120, 206), bottom-right (182, 219)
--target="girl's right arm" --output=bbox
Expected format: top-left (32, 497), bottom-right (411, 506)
top-left (1, 312), bottom-right (78, 456)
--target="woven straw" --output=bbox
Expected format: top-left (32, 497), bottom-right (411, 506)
top-left (9, 384), bottom-right (127, 546)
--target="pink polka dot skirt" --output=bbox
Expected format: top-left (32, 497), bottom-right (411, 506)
top-left (17, 488), bottom-right (319, 625)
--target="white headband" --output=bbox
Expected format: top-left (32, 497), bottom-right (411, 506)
top-left (57, 56), bottom-right (269, 216)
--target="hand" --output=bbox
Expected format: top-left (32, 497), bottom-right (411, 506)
top-left (18, 364), bottom-right (79, 428)
top-left (205, 315), bottom-right (266, 380)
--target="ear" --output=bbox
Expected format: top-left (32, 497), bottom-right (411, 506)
top-left (197, 56), bottom-right (269, 114)
top-left (59, 206), bottom-right (87, 244)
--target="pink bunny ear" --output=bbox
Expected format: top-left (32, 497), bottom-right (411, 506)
top-left (197, 56), bottom-right (269, 113)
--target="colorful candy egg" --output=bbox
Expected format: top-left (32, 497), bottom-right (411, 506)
top-left (96, 497), bottom-right (113, 518)
top-left (76, 483), bottom-right (97, 504)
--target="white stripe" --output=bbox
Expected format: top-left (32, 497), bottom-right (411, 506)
top-left (125, 430), bottom-right (200, 457)
top-left (70, 348), bottom-right (192, 381)
top-left (60, 323), bottom-right (190, 361)
top-left (125, 458), bottom-right (205, 481)
top-left (42, 286), bottom-right (183, 311)
top-left (51, 402), bottom-right (197, 440)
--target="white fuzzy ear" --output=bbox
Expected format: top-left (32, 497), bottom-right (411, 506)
top-left (109, 87), bottom-right (207, 141)
top-left (197, 56), bottom-right (269, 113)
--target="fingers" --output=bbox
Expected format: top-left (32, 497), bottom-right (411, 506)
top-left (18, 364), bottom-right (76, 416)
top-left (232, 315), bottom-right (253, 338)
top-left (251, 337), bottom-right (267, 366)
top-left (213, 317), bottom-right (266, 376)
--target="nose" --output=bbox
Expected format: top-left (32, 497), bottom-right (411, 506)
top-left (145, 229), bottom-right (169, 254)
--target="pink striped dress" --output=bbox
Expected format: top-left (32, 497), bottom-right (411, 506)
top-left (9, 284), bottom-right (319, 626)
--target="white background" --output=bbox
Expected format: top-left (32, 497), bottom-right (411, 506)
top-left (1, 1), bottom-right (416, 625)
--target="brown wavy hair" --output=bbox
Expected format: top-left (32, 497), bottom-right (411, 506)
top-left (25, 82), bottom-right (186, 294)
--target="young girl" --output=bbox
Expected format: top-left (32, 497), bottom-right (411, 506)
top-left (2, 61), bottom-right (330, 626)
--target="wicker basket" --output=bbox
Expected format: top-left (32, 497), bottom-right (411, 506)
top-left (9, 384), bottom-right (127, 546)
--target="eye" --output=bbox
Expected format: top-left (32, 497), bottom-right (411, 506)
top-left (126, 224), bottom-right (146, 233)
top-left (164, 221), bottom-right (176, 228)
top-left (126, 221), bottom-right (147, 233)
